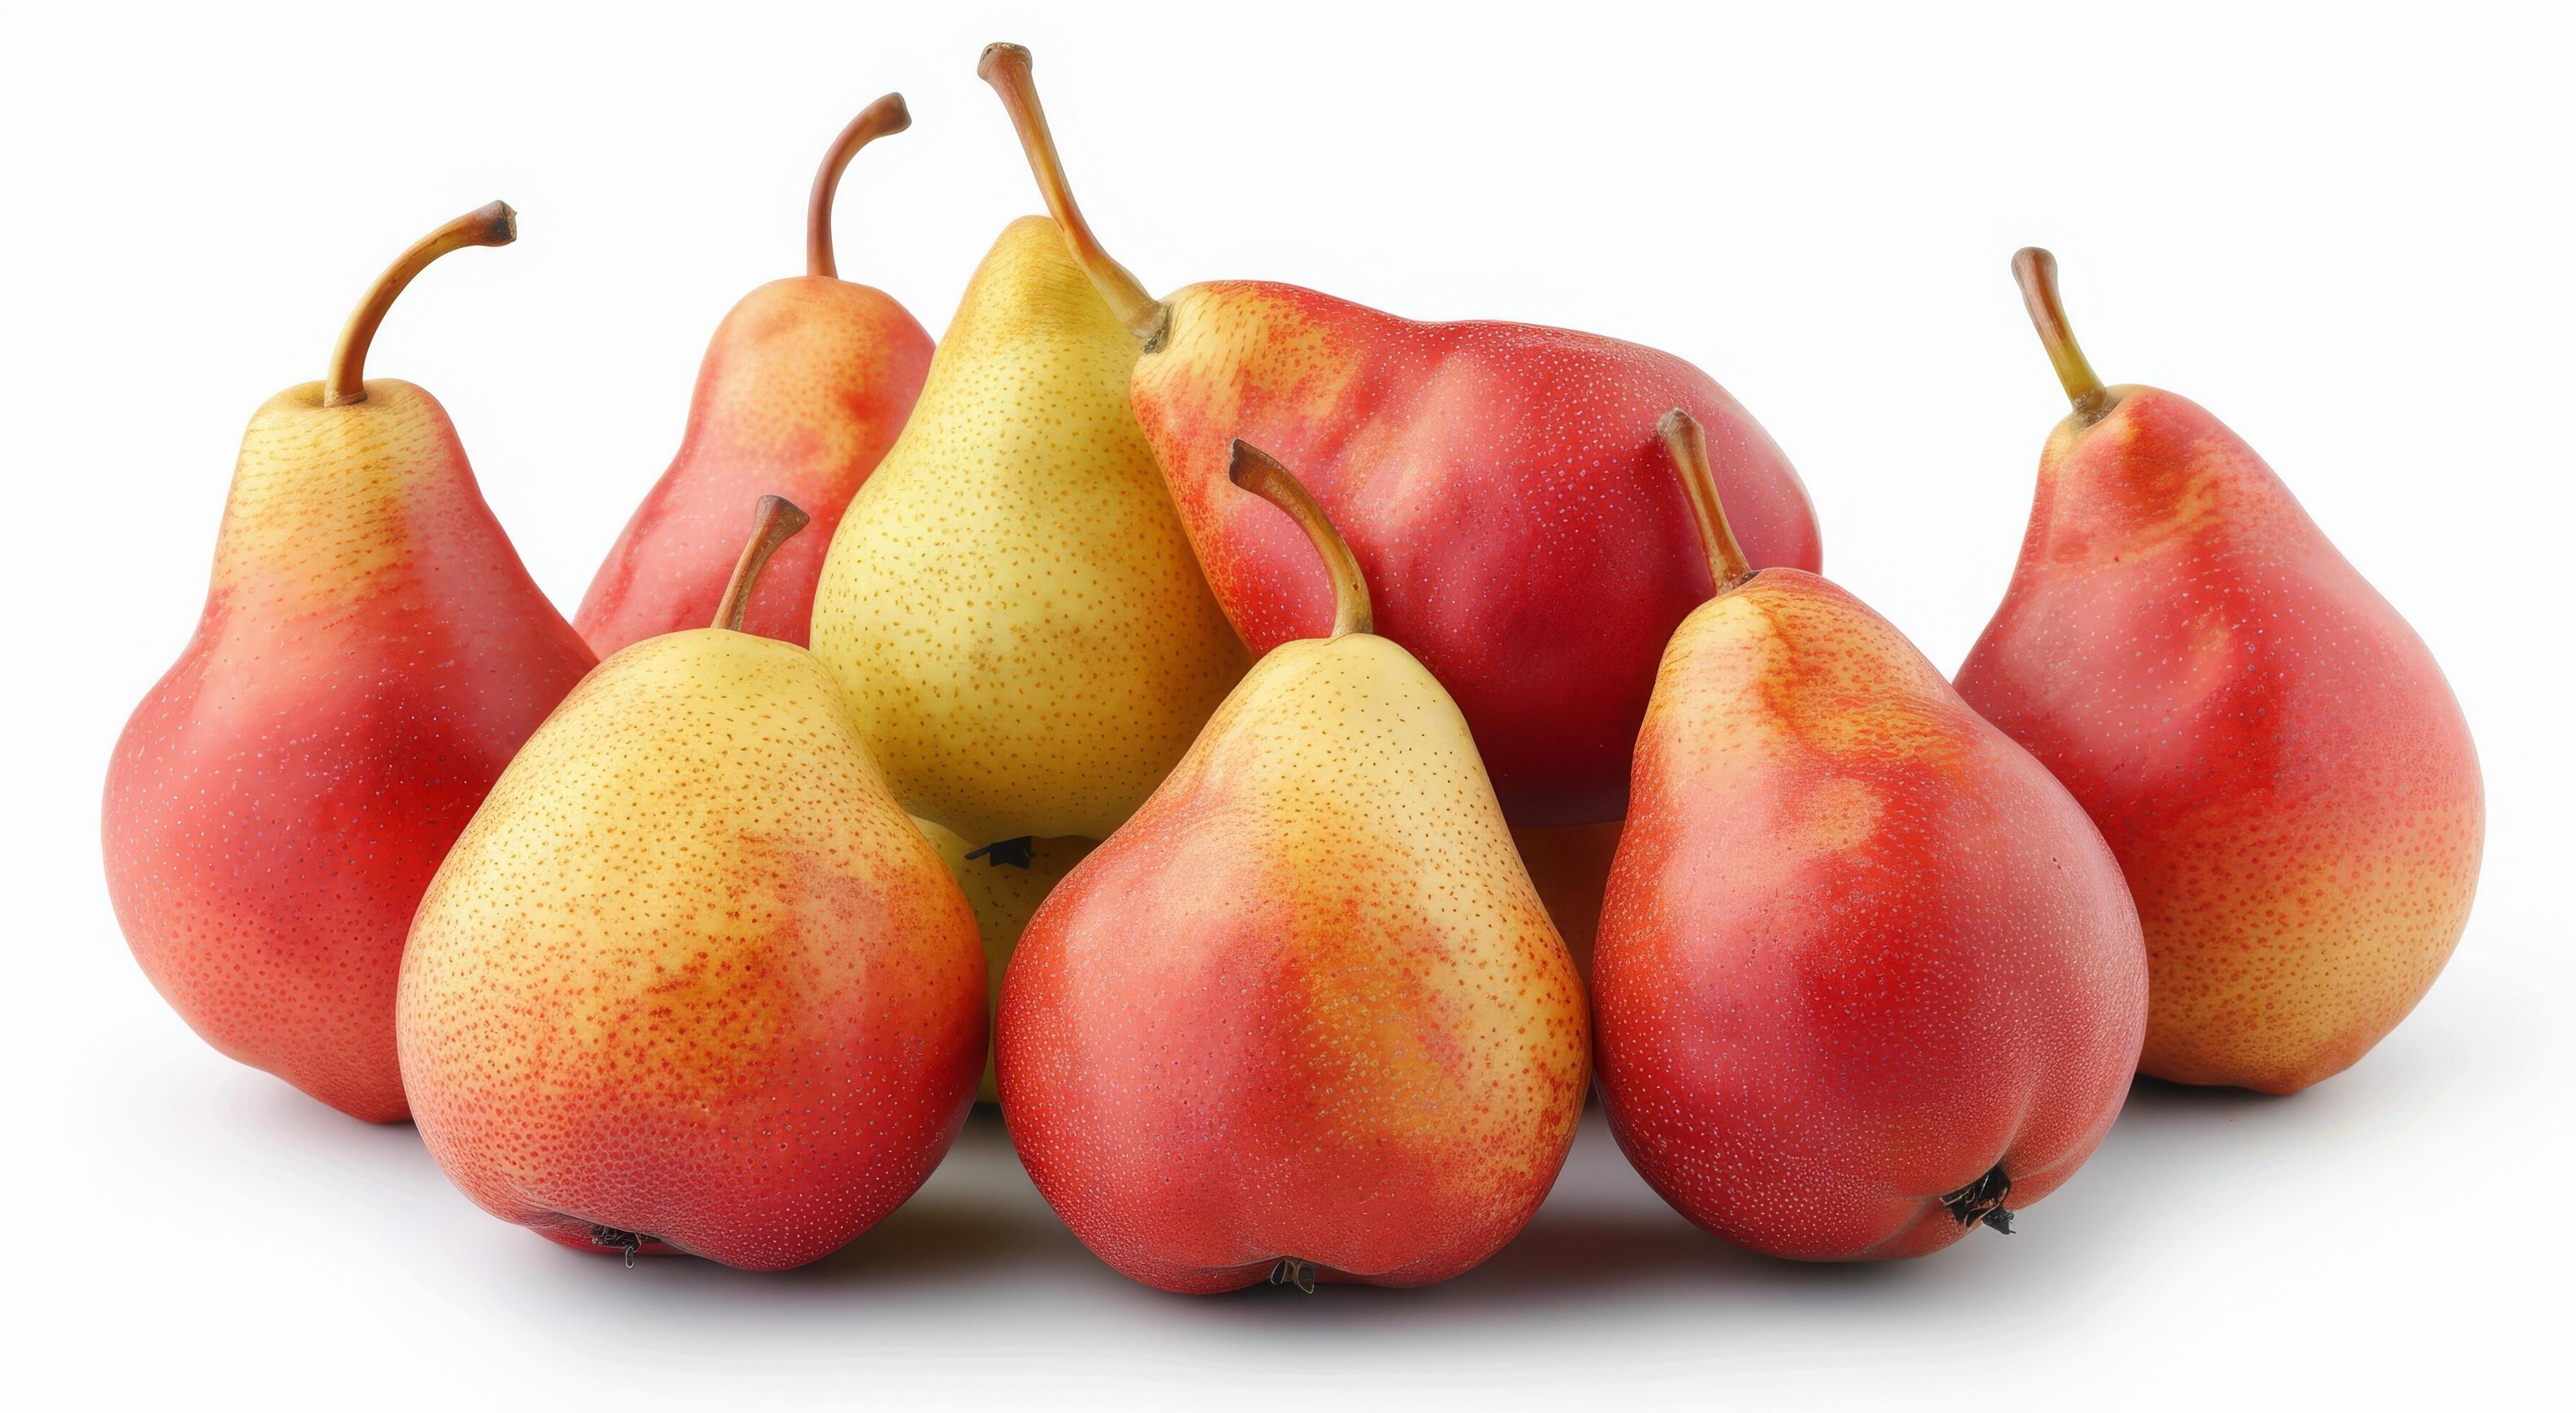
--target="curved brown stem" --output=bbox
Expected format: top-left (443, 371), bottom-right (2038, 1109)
top-left (2011, 248), bottom-right (2116, 425)
top-left (807, 94), bottom-right (912, 279)
top-left (1228, 442), bottom-right (1372, 639)
top-left (977, 43), bottom-right (1170, 347)
top-left (324, 201), bottom-right (516, 407)
top-left (712, 495), bottom-right (812, 632)
top-left (1656, 409), bottom-right (1753, 593)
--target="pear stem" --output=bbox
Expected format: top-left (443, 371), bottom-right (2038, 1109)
top-left (977, 42), bottom-right (1171, 347)
top-left (1228, 442), bottom-right (1372, 639)
top-left (807, 94), bottom-right (911, 280)
top-left (1656, 409), bottom-right (1754, 593)
top-left (2011, 247), bottom-right (2116, 425)
top-left (711, 495), bottom-right (812, 632)
top-left (323, 201), bottom-right (516, 407)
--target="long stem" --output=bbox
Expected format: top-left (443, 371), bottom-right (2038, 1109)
top-left (711, 495), bottom-right (812, 632)
top-left (1656, 409), bottom-right (1753, 593)
top-left (1227, 442), bottom-right (1372, 639)
top-left (2011, 247), bottom-right (2116, 425)
top-left (324, 201), bottom-right (516, 407)
top-left (977, 43), bottom-right (1170, 347)
top-left (807, 94), bottom-right (911, 280)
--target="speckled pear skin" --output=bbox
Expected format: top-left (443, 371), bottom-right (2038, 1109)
top-left (1129, 282), bottom-right (1821, 828)
top-left (915, 819), bottom-right (1093, 1103)
top-left (396, 629), bottom-right (985, 1271)
top-left (102, 381), bottom-right (595, 1123)
top-left (809, 218), bottom-right (1248, 846)
top-left (1511, 819), bottom-right (1625, 980)
top-left (1594, 570), bottom-right (2147, 1262)
top-left (1956, 388), bottom-right (2482, 1094)
top-left (576, 277), bottom-right (932, 655)
top-left (1000, 632), bottom-right (1589, 1293)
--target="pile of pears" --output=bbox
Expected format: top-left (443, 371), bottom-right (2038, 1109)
top-left (102, 46), bottom-right (2482, 1285)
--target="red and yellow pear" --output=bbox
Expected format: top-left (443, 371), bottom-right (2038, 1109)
top-left (1000, 444), bottom-right (1588, 1293)
top-left (577, 96), bottom-right (933, 653)
top-left (102, 203), bottom-right (595, 1123)
top-left (1955, 249), bottom-right (2483, 1094)
top-left (399, 497), bottom-right (985, 1270)
top-left (1591, 410), bottom-right (2147, 1260)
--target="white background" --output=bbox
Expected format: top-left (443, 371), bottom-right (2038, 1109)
top-left (6, 1), bottom-right (2571, 1407)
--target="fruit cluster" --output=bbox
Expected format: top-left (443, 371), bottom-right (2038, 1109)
top-left (102, 45), bottom-right (2483, 1288)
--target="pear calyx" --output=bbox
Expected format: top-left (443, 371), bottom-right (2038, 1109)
top-left (808, 93), bottom-right (911, 280)
top-left (1939, 1166), bottom-right (2015, 1235)
top-left (1657, 409), bottom-right (1755, 594)
top-left (2011, 247), bottom-right (2118, 428)
top-left (977, 42), bottom-right (1171, 349)
top-left (1228, 442), bottom-right (1372, 639)
top-left (712, 495), bottom-right (812, 632)
top-left (323, 200), bottom-right (517, 407)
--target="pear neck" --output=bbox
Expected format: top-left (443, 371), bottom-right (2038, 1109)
top-left (712, 495), bottom-right (812, 632)
top-left (977, 43), bottom-right (1171, 348)
top-left (807, 94), bottom-right (911, 280)
top-left (2011, 247), bottom-right (2118, 427)
top-left (324, 202), bottom-right (517, 407)
top-left (1227, 441), bottom-right (1372, 639)
top-left (1656, 409), bottom-right (1754, 593)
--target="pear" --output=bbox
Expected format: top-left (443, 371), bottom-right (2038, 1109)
top-left (913, 820), bottom-right (1094, 1102)
top-left (998, 444), bottom-right (1588, 1294)
top-left (102, 202), bottom-right (594, 1123)
top-left (1590, 412), bottom-right (2146, 1261)
top-left (1955, 250), bottom-right (2483, 1094)
top-left (398, 497), bottom-right (985, 1271)
top-left (809, 217), bottom-right (1248, 847)
top-left (577, 95), bottom-right (934, 655)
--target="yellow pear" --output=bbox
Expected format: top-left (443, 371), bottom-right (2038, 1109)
top-left (398, 497), bottom-right (986, 1272)
top-left (914, 819), bottom-right (1094, 1102)
top-left (809, 217), bottom-right (1247, 846)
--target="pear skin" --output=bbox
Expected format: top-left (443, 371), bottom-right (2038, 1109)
top-left (577, 97), bottom-right (933, 654)
top-left (102, 204), bottom-right (594, 1123)
top-left (1591, 412), bottom-right (2146, 1261)
top-left (1956, 250), bottom-right (2482, 1094)
top-left (1000, 446), bottom-right (1586, 1293)
top-left (1511, 819), bottom-right (1625, 980)
top-left (809, 217), bottom-right (1246, 846)
top-left (915, 818), bottom-right (1093, 1102)
top-left (399, 500), bottom-right (985, 1270)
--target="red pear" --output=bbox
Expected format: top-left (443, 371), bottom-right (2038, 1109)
top-left (979, 43), bottom-right (1821, 828)
top-left (1591, 411), bottom-right (2146, 1260)
top-left (576, 96), bottom-right (933, 653)
top-left (1955, 249), bottom-right (2484, 1094)
top-left (102, 203), bottom-right (596, 1122)
top-left (1000, 444), bottom-right (1588, 1293)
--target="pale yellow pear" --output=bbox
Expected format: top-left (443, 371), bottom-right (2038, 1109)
top-left (811, 216), bottom-right (1247, 846)
top-left (398, 500), bottom-right (987, 1272)
top-left (914, 818), bottom-right (1094, 1102)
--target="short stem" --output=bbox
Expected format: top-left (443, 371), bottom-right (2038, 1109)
top-left (711, 495), bottom-right (813, 632)
top-left (2011, 247), bottom-right (2116, 425)
top-left (807, 94), bottom-right (912, 280)
top-left (1656, 409), bottom-right (1754, 592)
top-left (977, 42), bottom-right (1170, 347)
top-left (324, 201), bottom-right (516, 407)
top-left (1227, 442), bottom-right (1372, 639)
